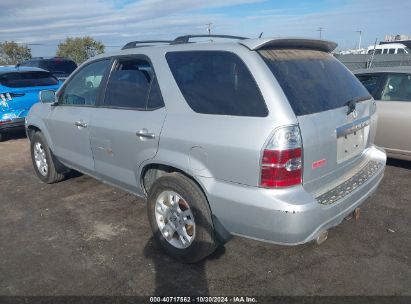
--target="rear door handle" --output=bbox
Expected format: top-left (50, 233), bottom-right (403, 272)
top-left (136, 129), bottom-right (156, 139)
top-left (74, 120), bottom-right (88, 128)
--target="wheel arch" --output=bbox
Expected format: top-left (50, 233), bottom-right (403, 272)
top-left (140, 161), bottom-right (232, 244)
top-left (26, 121), bottom-right (55, 151)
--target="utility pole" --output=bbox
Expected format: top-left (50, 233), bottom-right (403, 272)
top-left (356, 30), bottom-right (362, 50)
top-left (317, 27), bottom-right (324, 39)
top-left (206, 22), bottom-right (212, 35)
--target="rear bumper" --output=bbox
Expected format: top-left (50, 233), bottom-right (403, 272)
top-left (0, 118), bottom-right (25, 133)
top-left (201, 145), bottom-right (386, 245)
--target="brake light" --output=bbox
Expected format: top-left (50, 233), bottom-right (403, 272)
top-left (260, 125), bottom-right (303, 188)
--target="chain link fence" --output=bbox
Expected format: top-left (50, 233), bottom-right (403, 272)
top-left (335, 54), bottom-right (411, 71)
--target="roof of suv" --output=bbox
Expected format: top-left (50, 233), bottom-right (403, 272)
top-left (90, 36), bottom-right (338, 63)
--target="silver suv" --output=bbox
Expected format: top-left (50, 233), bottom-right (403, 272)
top-left (26, 35), bottom-right (386, 263)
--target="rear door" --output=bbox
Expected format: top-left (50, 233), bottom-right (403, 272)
top-left (259, 49), bottom-right (375, 195)
top-left (89, 56), bottom-right (166, 194)
top-left (375, 73), bottom-right (411, 155)
top-left (45, 58), bottom-right (111, 173)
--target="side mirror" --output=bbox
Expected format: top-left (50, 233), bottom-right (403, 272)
top-left (39, 90), bottom-right (57, 104)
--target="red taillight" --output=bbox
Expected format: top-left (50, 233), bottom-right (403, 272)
top-left (260, 126), bottom-right (303, 188)
top-left (0, 120), bottom-right (12, 124)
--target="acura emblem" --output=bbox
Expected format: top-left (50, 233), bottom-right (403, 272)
top-left (351, 109), bottom-right (358, 119)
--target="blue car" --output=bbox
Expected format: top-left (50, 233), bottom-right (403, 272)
top-left (0, 66), bottom-right (61, 141)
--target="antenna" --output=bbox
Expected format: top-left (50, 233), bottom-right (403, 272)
top-left (259, 32), bottom-right (263, 38)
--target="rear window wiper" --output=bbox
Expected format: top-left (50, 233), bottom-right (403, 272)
top-left (345, 95), bottom-right (371, 115)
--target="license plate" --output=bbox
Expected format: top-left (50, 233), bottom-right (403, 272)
top-left (336, 119), bottom-right (370, 163)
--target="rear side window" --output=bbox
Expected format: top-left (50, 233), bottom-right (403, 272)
top-left (0, 71), bottom-right (58, 88)
top-left (38, 60), bottom-right (77, 74)
top-left (259, 49), bottom-right (371, 116)
top-left (104, 57), bottom-right (164, 110)
top-left (166, 51), bottom-right (268, 117)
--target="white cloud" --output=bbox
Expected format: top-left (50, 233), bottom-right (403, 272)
top-left (0, 0), bottom-right (410, 56)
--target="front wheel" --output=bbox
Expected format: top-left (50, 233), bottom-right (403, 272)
top-left (147, 173), bottom-right (218, 263)
top-left (30, 132), bottom-right (65, 183)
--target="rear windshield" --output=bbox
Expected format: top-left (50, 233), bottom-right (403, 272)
top-left (38, 60), bottom-right (77, 75)
top-left (0, 71), bottom-right (58, 88)
top-left (259, 49), bottom-right (371, 116)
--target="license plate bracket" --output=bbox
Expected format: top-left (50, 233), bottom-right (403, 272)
top-left (336, 118), bottom-right (370, 163)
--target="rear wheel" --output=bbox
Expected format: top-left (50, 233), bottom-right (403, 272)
top-left (0, 132), bottom-right (4, 142)
top-left (30, 132), bottom-right (65, 183)
top-left (147, 173), bottom-right (218, 263)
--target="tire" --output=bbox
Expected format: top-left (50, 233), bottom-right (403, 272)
top-left (147, 172), bottom-right (218, 263)
top-left (0, 132), bottom-right (5, 142)
top-left (30, 132), bottom-right (65, 184)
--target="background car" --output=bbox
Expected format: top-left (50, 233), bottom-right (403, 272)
top-left (355, 67), bottom-right (411, 161)
top-left (18, 57), bottom-right (77, 82)
top-left (0, 66), bottom-right (61, 141)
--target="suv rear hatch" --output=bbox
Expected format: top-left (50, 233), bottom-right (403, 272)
top-left (257, 44), bottom-right (375, 196)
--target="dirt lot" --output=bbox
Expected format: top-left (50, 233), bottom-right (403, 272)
top-left (0, 133), bottom-right (410, 296)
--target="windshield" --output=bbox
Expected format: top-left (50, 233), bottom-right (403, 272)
top-left (38, 60), bottom-right (77, 75)
top-left (0, 71), bottom-right (58, 88)
top-left (258, 49), bottom-right (371, 116)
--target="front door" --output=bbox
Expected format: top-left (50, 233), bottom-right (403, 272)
top-left (89, 56), bottom-right (166, 194)
top-left (46, 59), bottom-right (111, 173)
top-left (375, 73), bottom-right (411, 156)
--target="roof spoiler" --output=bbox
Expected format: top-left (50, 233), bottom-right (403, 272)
top-left (240, 38), bottom-right (338, 53)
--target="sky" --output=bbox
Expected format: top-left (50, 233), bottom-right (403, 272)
top-left (0, 0), bottom-right (410, 57)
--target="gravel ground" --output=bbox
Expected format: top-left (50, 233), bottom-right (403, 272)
top-left (0, 133), bottom-right (410, 296)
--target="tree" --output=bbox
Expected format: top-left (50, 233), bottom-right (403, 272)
top-left (56, 36), bottom-right (105, 65)
top-left (0, 41), bottom-right (32, 65)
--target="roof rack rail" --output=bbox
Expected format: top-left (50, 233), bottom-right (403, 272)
top-left (172, 34), bottom-right (248, 44)
top-left (121, 40), bottom-right (173, 50)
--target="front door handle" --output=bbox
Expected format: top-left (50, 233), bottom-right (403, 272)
top-left (74, 120), bottom-right (88, 128)
top-left (136, 129), bottom-right (156, 139)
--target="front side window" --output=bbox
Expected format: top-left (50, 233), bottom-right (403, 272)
top-left (104, 57), bottom-right (164, 110)
top-left (381, 74), bottom-right (411, 101)
top-left (166, 51), bottom-right (268, 117)
top-left (356, 74), bottom-right (382, 97)
top-left (59, 59), bottom-right (110, 106)
top-left (0, 71), bottom-right (58, 88)
top-left (397, 48), bottom-right (405, 54)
